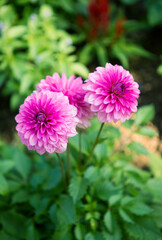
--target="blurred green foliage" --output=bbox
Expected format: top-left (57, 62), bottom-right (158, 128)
top-left (0, 105), bottom-right (162, 239)
top-left (1, 0), bottom-right (161, 110)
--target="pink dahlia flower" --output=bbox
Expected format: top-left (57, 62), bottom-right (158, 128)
top-left (84, 63), bottom-right (140, 123)
top-left (15, 91), bottom-right (77, 155)
top-left (36, 73), bottom-right (93, 128)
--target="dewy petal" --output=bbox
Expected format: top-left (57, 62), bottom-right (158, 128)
top-left (84, 62), bottom-right (140, 123)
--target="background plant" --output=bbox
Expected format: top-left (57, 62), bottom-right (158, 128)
top-left (0, 104), bottom-right (161, 239)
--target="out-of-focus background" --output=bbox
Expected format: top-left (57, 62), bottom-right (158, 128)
top-left (0, 0), bottom-right (162, 139)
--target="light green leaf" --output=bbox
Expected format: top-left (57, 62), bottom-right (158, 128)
top-left (125, 218), bottom-right (161, 240)
top-left (147, 179), bottom-right (162, 202)
top-left (0, 160), bottom-right (15, 174)
top-left (72, 63), bottom-right (89, 79)
top-left (104, 210), bottom-right (113, 232)
top-left (127, 202), bottom-right (153, 216)
top-left (69, 176), bottom-right (88, 203)
top-left (7, 26), bottom-right (26, 38)
top-left (149, 153), bottom-right (162, 179)
top-left (20, 73), bottom-right (34, 94)
top-left (84, 232), bottom-right (95, 240)
top-left (128, 141), bottom-right (148, 155)
top-left (75, 223), bottom-right (86, 240)
top-left (119, 208), bottom-right (134, 223)
top-left (0, 174), bottom-right (8, 195)
top-left (135, 105), bottom-right (155, 126)
top-left (136, 126), bottom-right (157, 137)
top-left (13, 148), bottom-right (31, 180)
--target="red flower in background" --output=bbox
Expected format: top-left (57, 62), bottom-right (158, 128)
top-left (115, 17), bottom-right (127, 37)
top-left (88, 0), bottom-right (110, 39)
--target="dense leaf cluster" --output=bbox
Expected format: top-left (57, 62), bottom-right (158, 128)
top-left (0, 105), bottom-right (161, 239)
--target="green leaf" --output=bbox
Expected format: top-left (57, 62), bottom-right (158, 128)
top-left (7, 26), bottom-right (26, 38)
top-left (127, 202), bottom-right (153, 216)
top-left (69, 176), bottom-right (88, 203)
top-left (13, 148), bottom-right (31, 180)
top-left (149, 153), bottom-right (162, 179)
top-left (128, 141), bottom-right (148, 155)
top-left (95, 181), bottom-right (122, 201)
top-left (12, 189), bottom-right (29, 204)
top-left (135, 105), bottom-right (155, 126)
top-left (125, 217), bottom-right (161, 240)
top-left (79, 43), bottom-right (94, 65)
top-left (26, 223), bottom-right (39, 240)
top-left (0, 160), bottom-right (15, 174)
top-left (119, 208), bottom-right (134, 223)
top-left (0, 211), bottom-right (26, 238)
top-left (0, 231), bottom-right (17, 240)
top-left (72, 63), bottom-right (89, 79)
top-left (56, 195), bottom-right (76, 229)
top-left (84, 166), bottom-right (101, 183)
top-left (102, 215), bottom-right (122, 240)
top-left (104, 210), bottom-right (113, 233)
top-left (84, 233), bottom-right (95, 240)
top-left (122, 119), bottom-right (134, 129)
top-left (52, 228), bottom-right (72, 240)
top-left (19, 73), bottom-right (34, 94)
top-left (109, 194), bottom-right (122, 207)
top-left (147, 179), bottom-right (162, 202)
top-left (136, 126), bottom-right (157, 137)
top-left (43, 168), bottom-right (61, 190)
top-left (95, 43), bottom-right (107, 66)
top-left (0, 174), bottom-right (8, 195)
top-left (75, 223), bottom-right (86, 240)
top-left (49, 203), bottom-right (57, 224)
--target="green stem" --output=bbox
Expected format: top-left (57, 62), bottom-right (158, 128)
top-left (67, 143), bottom-right (70, 183)
top-left (79, 130), bottom-right (82, 167)
top-left (56, 153), bottom-right (66, 189)
top-left (84, 122), bottom-right (105, 168)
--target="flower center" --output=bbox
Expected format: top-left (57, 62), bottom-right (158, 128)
top-left (112, 82), bottom-right (125, 95)
top-left (36, 112), bottom-right (46, 122)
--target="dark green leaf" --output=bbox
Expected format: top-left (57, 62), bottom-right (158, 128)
top-left (0, 211), bottom-right (26, 238)
top-left (43, 168), bottom-right (61, 190)
top-left (0, 174), bottom-right (8, 195)
top-left (69, 176), bottom-right (88, 203)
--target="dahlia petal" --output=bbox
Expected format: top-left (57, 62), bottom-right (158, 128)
top-left (84, 63), bottom-right (140, 123)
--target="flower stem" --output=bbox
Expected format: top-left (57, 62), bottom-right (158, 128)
top-left (84, 122), bottom-right (104, 168)
top-left (79, 130), bottom-right (82, 167)
top-left (56, 153), bottom-right (66, 189)
top-left (67, 143), bottom-right (70, 183)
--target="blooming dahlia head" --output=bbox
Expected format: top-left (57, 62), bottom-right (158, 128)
top-left (15, 91), bottom-right (77, 155)
top-left (36, 73), bottom-right (93, 128)
top-left (84, 63), bottom-right (140, 123)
